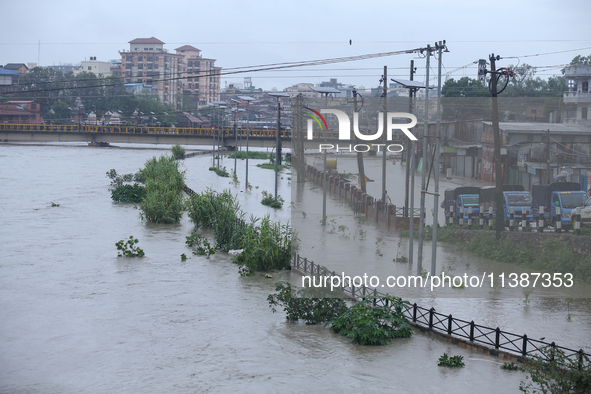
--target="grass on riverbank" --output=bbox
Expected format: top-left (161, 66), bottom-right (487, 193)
top-left (400, 226), bottom-right (591, 283)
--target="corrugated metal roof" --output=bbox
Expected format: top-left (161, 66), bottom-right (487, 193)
top-left (0, 69), bottom-right (20, 76)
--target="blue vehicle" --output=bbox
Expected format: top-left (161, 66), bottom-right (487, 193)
top-left (443, 187), bottom-right (480, 225)
top-left (479, 185), bottom-right (534, 227)
top-left (532, 182), bottom-right (588, 231)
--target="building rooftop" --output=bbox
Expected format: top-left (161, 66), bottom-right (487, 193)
top-left (4, 63), bottom-right (28, 71)
top-left (129, 37), bottom-right (165, 45)
top-left (175, 45), bottom-right (200, 52)
top-left (0, 69), bottom-right (21, 76)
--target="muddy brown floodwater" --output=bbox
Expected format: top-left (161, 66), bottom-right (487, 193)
top-left (0, 143), bottom-right (585, 393)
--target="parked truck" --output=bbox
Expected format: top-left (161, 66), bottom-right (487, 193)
top-left (479, 185), bottom-right (533, 227)
top-left (443, 186), bottom-right (481, 225)
top-left (532, 182), bottom-right (587, 231)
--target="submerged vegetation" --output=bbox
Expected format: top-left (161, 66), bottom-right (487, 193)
top-left (116, 236), bottom-right (145, 257)
top-left (401, 226), bottom-right (591, 283)
top-left (171, 144), bottom-right (186, 160)
top-left (209, 166), bottom-right (230, 177)
top-left (186, 188), bottom-right (292, 274)
top-left (268, 285), bottom-right (412, 346)
top-left (139, 155), bottom-right (185, 224)
top-left (437, 353), bottom-right (465, 368)
top-left (228, 151), bottom-right (271, 160)
top-left (261, 190), bottom-right (284, 208)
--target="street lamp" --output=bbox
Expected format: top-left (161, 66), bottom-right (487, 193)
top-left (310, 86), bottom-right (341, 223)
top-left (238, 96), bottom-right (256, 190)
top-left (266, 92), bottom-right (290, 201)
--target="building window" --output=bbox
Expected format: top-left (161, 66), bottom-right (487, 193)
top-left (88, 66), bottom-right (92, 70)
top-left (583, 107), bottom-right (588, 120)
top-left (31, 103), bottom-right (36, 109)
top-left (583, 82), bottom-right (589, 93)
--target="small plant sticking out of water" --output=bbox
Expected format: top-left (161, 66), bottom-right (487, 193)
top-left (302, 211), bottom-right (307, 219)
top-left (230, 170), bottom-right (239, 185)
top-left (419, 268), bottom-right (428, 279)
top-left (338, 225), bottom-right (349, 238)
top-left (437, 353), bottom-right (465, 368)
top-left (261, 273), bottom-right (273, 278)
top-left (171, 144), bottom-right (186, 160)
top-left (185, 232), bottom-right (216, 257)
top-left (261, 190), bottom-right (284, 209)
top-left (116, 236), bottom-right (145, 257)
top-left (565, 297), bottom-right (573, 321)
top-left (375, 237), bottom-right (386, 257)
top-left (394, 256), bottom-right (408, 263)
top-left (501, 362), bottom-right (519, 371)
top-left (209, 166), bottom-right (230, 177)
top-left (489, 276), bottom-right (502, 297)
top-left (358, 228), bottom-right (367, 244)
top-left (523, 287), bottom-right (534, 305)
top-left (180, 253), bottom-right (187, 261)
top-left (51, 202), bottom-right (60, 207)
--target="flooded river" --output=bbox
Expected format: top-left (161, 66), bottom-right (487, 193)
top-left (0, 143), bottom-right (587, 393)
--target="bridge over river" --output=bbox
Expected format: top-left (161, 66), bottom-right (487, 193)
top-left (0, 123), bottom-right (381, 150)
top-left (0, 123), bottom-right (409, 151)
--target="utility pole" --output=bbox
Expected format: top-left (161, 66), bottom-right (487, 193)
top-left (431, 41), bottom-right (445, 276)
top-left (382, 66), bottom-right (388, 205)
top-left (490, 54), bottom-right (505, 238)
top-left (546, 129), bottom-right (551, 184)
top-left (353, 88), bottom-right (367, 193)
top-left (417, 45), bottom-right (431, 274)
top-left (404, 60), bottom-right (416, 217)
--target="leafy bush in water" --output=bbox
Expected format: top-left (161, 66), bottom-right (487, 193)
top-left (519, 346), bottom-right (591, 393)
top-left (171, 144), bottom-right (186, 159)
top-left (261, 190), bottom-right (284, 209)
top-left (437, 353), bottom-right (465, 368)
top-left (116, 236), bottom-right (145, 257)
top-left (233, 215), bottom-right (292, 273)
top-left (111, 184), bottom-right (146, 203)
top-left (329, 296), bottom-right (412, 345)
top-left (267, 282), bottom-right (347, 325)
top-left (185, 231), bottom-right (216, 256)
top-left (106, 169), bottom-right (135, 188)
top-left (139, 155), bottom-right (186, 224)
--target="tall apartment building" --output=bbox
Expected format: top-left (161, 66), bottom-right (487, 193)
top-left (563, 65), bottom-right (591, 126)
top-left (119, 37), bottom-right (183, 107)
top-left (174, 45), bottom-right (221, 109)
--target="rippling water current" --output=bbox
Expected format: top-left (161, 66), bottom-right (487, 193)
top-left (0, 143), bottom-right (588, 393)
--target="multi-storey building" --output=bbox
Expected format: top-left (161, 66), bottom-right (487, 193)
top-left (119, 37), bottom-right (183, 107)
top-left (563, 65), bottom-right (591, 126)
top-left (74, 57), bottom-right (112, 77)
top-left (174, 45), bottom-right (221, 109)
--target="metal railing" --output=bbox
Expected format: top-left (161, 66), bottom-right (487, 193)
top-left (0, 123), bottom-right (292, 139)
top-left (291, 253), bottom-right (590, 365)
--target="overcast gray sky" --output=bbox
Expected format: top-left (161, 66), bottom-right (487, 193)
top-left (2, 0), bottom-right (590, 91)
